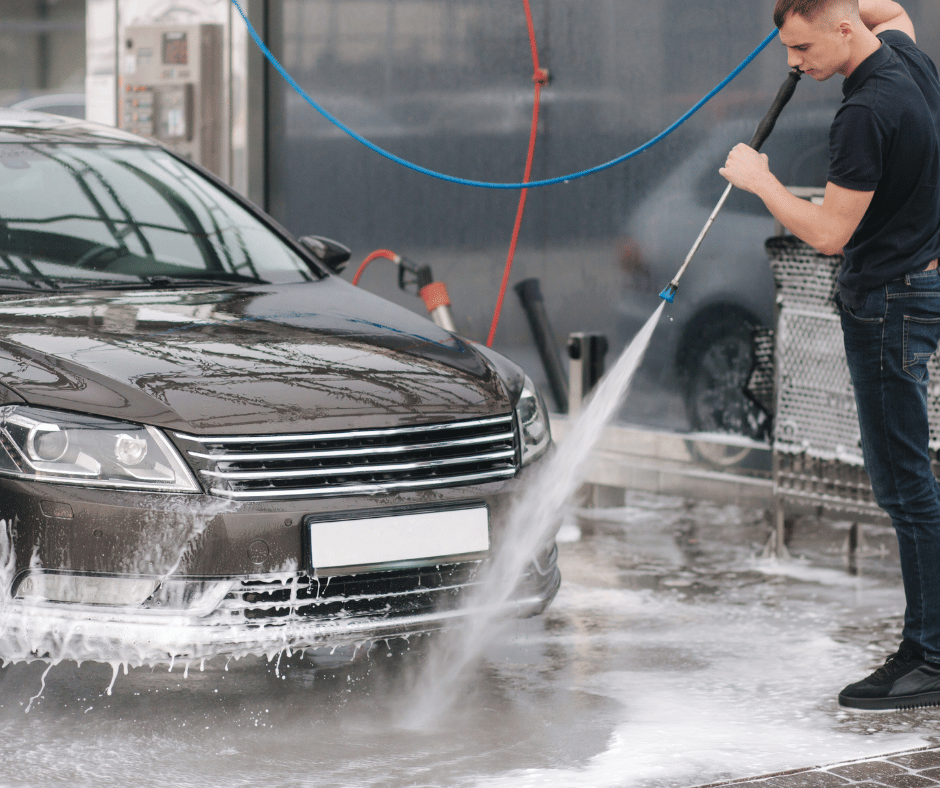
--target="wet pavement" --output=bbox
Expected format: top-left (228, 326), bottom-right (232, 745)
top-left (702, 747), bottom-right (940, 788)
top-left (2, 491), bottom-right (940, 788)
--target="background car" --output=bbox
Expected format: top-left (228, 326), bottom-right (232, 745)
top-left (0, 109), bottom-right (559, 668)
top-left (618, 110), bottom-right (832, 440)
top-left (7, 92), bottom-right (85, 119)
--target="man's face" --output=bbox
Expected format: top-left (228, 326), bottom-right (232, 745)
top-left (779, 10), bottom-right (852, 81)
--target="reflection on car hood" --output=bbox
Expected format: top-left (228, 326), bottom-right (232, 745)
top-left (0, 279), bottom-right (509, 433)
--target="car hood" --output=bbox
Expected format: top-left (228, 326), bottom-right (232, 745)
top-left (0, 278), bottom-right (511, 434)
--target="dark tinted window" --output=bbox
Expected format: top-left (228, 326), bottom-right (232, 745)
top-left (0, 144), bottom-right (314, 288)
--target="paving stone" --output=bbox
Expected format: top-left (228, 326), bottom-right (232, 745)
top-left (827, 763), bottom-right (910, 783)
top-left (765, 771), bottom-right (851, 788)
top-left (872, 773), bottom-right (940, 788)
top-left (847, 783), bottom-right (895, 788)
top-left (696, 775), bottom-right (802, 788)
top-left (889, 753), bottom-right (940, 772)
top-left (693, 750), bottom-right (940, 788)
top-left (713, 781), bottom-right (775, 788)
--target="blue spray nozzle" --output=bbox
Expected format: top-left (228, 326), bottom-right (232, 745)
top-left (659, 284), bottom-right (677, 303)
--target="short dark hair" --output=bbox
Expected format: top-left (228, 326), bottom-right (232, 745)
top-left (773, 0), bottom-right (856, 28)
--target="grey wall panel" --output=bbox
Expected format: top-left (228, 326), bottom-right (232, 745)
top-left (266, 0), bottom-right (939, 431)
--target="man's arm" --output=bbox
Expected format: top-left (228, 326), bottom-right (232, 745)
top-left (719, 143), bottom-right (873, 256)
top-left (859, 0), bottom-right (915, 40)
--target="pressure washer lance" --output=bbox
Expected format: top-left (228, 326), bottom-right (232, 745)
top-left (397, 257), bottom-right (458, 332)
top-left (659, 67), bottom-right (802, 303)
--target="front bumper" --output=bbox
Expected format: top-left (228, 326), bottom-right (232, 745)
top-left (0, 447), bottom-right (561, 666)
top-left (0, 549), bottom-right (561, 666)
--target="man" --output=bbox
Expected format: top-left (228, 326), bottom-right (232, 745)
top-left (720, 0), bottom-right (940, 710)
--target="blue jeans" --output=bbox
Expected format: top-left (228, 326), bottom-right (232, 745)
top-left (840, 268), bottom-right (940, 662)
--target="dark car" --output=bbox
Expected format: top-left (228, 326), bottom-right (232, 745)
top-left (7, 92), bottom-right (85, 119)
top-left (0, 109), bottom-right (558, 667)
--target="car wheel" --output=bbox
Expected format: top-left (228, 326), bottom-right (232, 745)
top-left (684, 315), bottom-right (768, 451)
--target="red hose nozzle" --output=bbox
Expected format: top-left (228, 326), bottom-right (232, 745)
top-left (419, 281), bottom-right (456, 332)
top-left (419, 281), bottom-right (451, 313)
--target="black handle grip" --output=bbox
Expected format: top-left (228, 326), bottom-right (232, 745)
top-left (748, 68), bottom-right (802, 151)
top-left (397, 258), bottom-right (433, 293)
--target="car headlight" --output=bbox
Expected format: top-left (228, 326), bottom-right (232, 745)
top-left (516, 375), bottom-right (551, 466)
top-left (0, 406), bottom-right (199, 492)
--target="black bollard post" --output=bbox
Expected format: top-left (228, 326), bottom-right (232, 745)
top-left (567, 332), bottom-right (609, 416)
top-left (514, 278), bottom-right (569, 413)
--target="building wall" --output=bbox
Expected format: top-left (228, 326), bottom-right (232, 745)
top-left (0, 0), bottom-right (85, 102)
top-left (265, 0), bottom-right (848, 428)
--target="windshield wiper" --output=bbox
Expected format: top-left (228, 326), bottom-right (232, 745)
top-left (0, 276), bottom-right (64, 293)
top-left (0, 283), bottom-right (56, 294)
top-left (145, 275), bottom-right (261, 288)
top-left (52, 274), bottom-right (263, 292)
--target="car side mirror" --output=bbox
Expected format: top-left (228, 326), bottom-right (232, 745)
top-left (298, 235), bottom-right (352, 275)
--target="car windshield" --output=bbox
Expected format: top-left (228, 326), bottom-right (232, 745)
top-left (0, 142), bottom-right (317, 290)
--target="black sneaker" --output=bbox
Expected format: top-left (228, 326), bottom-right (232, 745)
top-left (839, 641), bottom-right (940, 710)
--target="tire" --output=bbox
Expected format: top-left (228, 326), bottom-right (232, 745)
top-left (683, 314), bottom-right (769, 449)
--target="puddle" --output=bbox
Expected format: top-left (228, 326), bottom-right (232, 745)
top-left (0, 492), bottom-right (933, 788)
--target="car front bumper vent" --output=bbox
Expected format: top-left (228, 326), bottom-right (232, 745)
top-left (1, 553), bottom-right (560, 664)
top-left (228, 562), bottom-right (484, 622)
top-left (173, 414), bottom-right (518, 499)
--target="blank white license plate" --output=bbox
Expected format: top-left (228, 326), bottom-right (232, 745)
top-left (307, 507), bottom-right (490, 572)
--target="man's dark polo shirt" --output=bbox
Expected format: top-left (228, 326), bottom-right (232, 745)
top-left (832, 30), bottom-right (940, 309)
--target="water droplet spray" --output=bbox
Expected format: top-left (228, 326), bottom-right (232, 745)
top-left (404, 301), bottom-right (666, 727)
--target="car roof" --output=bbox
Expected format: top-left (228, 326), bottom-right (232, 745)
top-left (0, 107), bottom-right (155, 145)
top-left (8, 92), bottom-right (85, 111)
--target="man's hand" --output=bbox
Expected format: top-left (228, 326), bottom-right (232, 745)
top-left (719, 143), bottom-right (773, 195)
top-left (718, 140), bottom-right (874, 256)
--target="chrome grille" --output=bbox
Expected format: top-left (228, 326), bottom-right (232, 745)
top-left (221, 562), bottom-right (484, 622)
top-left (174, 414), bottom-right (518, 499)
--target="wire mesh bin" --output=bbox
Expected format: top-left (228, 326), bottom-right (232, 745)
top-left (763, 236), bottom-right (940, 524)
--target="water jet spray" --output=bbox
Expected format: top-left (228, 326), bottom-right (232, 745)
top-left (406, 301), bottom-right (668, 727)
top-left (407, 71), bottom-right (803, 720)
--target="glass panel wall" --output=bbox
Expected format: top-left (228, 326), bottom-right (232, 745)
top-left (0, 0), bottom-right (86, 113)
top-left (267, 0), bottom-right (940, 436)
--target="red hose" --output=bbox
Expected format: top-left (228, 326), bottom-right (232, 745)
top-left (352, 249), bottom-right (400, 286)
top-left (355, 2), bottom-right (544, 346)
top-left (486, 0), bottom-right (546, 347)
